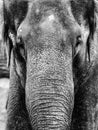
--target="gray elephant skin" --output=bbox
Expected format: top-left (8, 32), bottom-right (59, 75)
top-left (3, 0), bottom-right (98, 129)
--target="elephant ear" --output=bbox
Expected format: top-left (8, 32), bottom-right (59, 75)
top-left (2, 0), bottom-right (27, 68)
top-left (3, 20), bottom-right (26, 68)
top-left (3, 23), bottom-right (14, 67)
top-left (84, 0), bottom-right (96, 62)
top-left (3, 22), bottom-right (26, 87)
top-left (2, 0), bottom-right (27, 88)
top-left (2, 0), bottom-right (15, 67)
top-left (72, 0), bottom-right (96, 69)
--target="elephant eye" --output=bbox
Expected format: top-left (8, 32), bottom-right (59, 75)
top-left (73, 35), bottom-right (83, 57)
top-left (76, 35), bottom-right (82, 47)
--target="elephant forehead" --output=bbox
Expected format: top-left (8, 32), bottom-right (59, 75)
top-left (40, 14), bottom-right (57, 33)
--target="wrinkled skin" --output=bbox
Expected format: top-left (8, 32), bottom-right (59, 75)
top-left (3, 0), bottom-right (98, 129)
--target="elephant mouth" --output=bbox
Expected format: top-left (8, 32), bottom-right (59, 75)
top-left (26, 76), bottom-right (74, 129)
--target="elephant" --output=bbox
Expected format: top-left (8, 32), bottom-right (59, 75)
top-left (2, 0), bottom-right (98, 129)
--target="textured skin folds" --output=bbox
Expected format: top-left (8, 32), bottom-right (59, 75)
top-left (26, 50), bottom-right (74, 129)
top-left (3, 0), bottom-right (98, 130)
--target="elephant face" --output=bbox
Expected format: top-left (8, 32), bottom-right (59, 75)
top-left (3, 0), bottom-right (96, 129)
top-left (17, 1), bottom-right (80, 129)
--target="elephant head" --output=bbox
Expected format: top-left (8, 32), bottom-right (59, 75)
top-left (3, 0), bottom-right (97, 129)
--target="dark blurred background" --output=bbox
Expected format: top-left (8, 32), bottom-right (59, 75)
top-left (0, 0), bottom-right (9, 130)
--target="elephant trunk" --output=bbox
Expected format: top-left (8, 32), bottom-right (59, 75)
top-left (26, 52), bottom-right (74, 130)
top-left (26, 76), bottom-right (74, 129)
